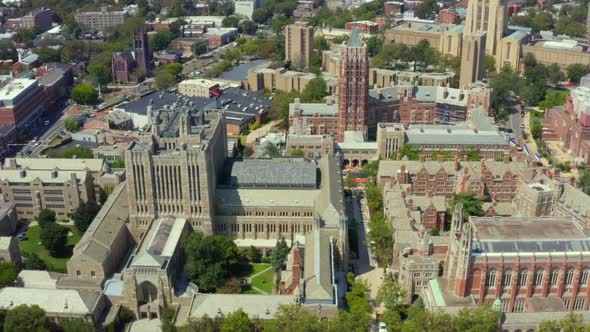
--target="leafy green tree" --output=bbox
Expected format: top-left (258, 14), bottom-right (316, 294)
top-left (415, 0), bottom-right (438, 19)
top-left (567, 63), bottom-right (590, 84)
top-left (398, 145), bottom-right (421, 160)
top-left (242, 146), bottom-right (254, 157)
top-left (151, 28), bottom-right (176, 52)
top-left (3, 305), bottom-right (49, 332)
top-left (315, 36), bottom-right (329, 52)
top-left (71, 84), bottom-right (98, 105)
top-left (239, 20), bottom-right (258, 35)
top-left (87, 63), bottom-right (112, 86)
top-left (578, 169), bottom-right (590, 195)
top-left (555, 16), bottom-right (586, 37)
top-left (547, 63), bottom-right (564, 85)
top-left (377, 273), bottom-right (405, 331)
top-left (360, 160), bottom-right (380, 179)
top-left (185, 232), bottom-right (247, 292)
top-left (64, 117), bottom-right (80, 132)
top-left (191, 42), bottom-right (208, 56)
top-left (271, 237), bottom-right (289, 271)
top-left (23, 252), bottom-right (47, 271)
top-left (368, 212), bottom-right (394, 266)
top-left (490, 65), bottom-right (521, 122)
top-left (71, 200), bottom-right (100, 233)
top-left (269, 91), bottom-right (299, 129)
top-left (220, 309), bottom-right (252, 332)
top-left (365, 182), bottom-right (383, 212)
top-left (36, 208), bottom-right (56, 228)
top-left (245, 245), bottom-right (260, 263)
top-left (483, 55), bottom-right (496, 75)
top-left (262, 304), bottom-right (323, 332)
top-left (301, 76), bottom-right (328, 102)
top-left (40, 223), bottom-right (68, 256)
top-left (291, 149), bottom-right (304, 157)
top-left (222, 16), bottom-right (240, 28)
top-left (344, 173), bottom-right (357, 189)
top-left (448, 192), bottom-right (484, 220)
top-left (33, 47), bottom-right (61, 63)
top-left (264, 143), bottom-right (281, 157)
top-left (345, 277), bottom-right (372, 331)
top-left (453, 304), bottom-right (502, 331)
top-left (60, 318), bottom-right (95, 332)
top-left (155, 71), bottom-right (175, 90)
top-left (0, 262), bottom-right (17, 288)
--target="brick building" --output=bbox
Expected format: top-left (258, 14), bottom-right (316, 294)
top-left (204, 28), bottom-right (238, 46)
top-left (0, 78), bottom-right (46, 131)
top-left (442, 214), bottom-right (590, 313)
top-left (5, 8), bottom-right (52, 32)
top-left (337, 28), bottom-right (369, 142)
top-left (384, 1), bottom-right (404, 14)
top-left (112, 31), bottom-right (152, 83)
top-left (345, 21), bottom-right (379, 33)
top-left (438, 8), bottom-right (458, 24)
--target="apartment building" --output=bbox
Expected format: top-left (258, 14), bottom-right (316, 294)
top-left (75, 6), bottom-right (129, 31)
top-left (285, 22), bottom-right (314, 70)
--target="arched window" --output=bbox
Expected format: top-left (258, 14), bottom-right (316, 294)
top-left (486, 269), bottom-right (497, 288)
top-left (534, 268), bottom-right (544, 287)
top-left (580, 267), bottom-right (590, 286)
top-left (502, 268), bottom-right (513, 287)
top-left (550, 267), bottom-right (560, 287)
top-left (566, 267), bottom-right (576, 287)
top-left (518, 269), bottom-right (528, 287)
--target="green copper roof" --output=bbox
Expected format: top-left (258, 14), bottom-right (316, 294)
top-left (348, 27), bottom-right (363, 48)
top-left (429, 279), bottom-right (446, 307)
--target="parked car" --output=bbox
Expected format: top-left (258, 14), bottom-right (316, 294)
top-left (379, 322), bottom-right (387, 332)
top-left (16, 232), bottom-right (27, 241)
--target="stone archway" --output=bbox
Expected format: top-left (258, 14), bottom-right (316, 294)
top-left (352, 159), bottom-right (359, 168)
top-left (361, 160), bottom-right (368, 167)
top-left (138, 281), bottom-right (158, 305)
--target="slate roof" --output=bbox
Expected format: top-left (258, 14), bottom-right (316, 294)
top-left (227, 158), bottom-right (318, 189)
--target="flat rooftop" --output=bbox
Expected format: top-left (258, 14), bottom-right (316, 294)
top-left (471, 216), bottom-right (590, 254)
top-left (190, 294), bottom-right (296, 319)
top-left (227, 158), bottom-right (318, 189)
top-left (390, 22), bottom-right (462, 34)
top-left (0, 78), bottom-right (37, 102)
top-left (216, 188), bottom-right (316, 207)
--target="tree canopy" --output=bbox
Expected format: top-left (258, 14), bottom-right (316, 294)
top-left (448, 192), bottom-right (485, 220)
top-left (220, 309), bottom-right (252, 332)
top-left (301, 76), bottom-right (328, 102)
top-left (367, 211), bottom-right (394, 267)
top-left (345, 275), bottom-right (373, 331)
top-left (0, 262), bottom-right (18, 288)
top-left (3, 305), bottom-right (50, 332)
top-left (36, 208), bottom-right (56, 228)
top-left (185, 232), bottom-right (247, 292)
top-left (71, 84), bottom-right (98, 105)
top-left (71, 200), bottom-right (101, 233)
top-left (271, 237), bottom-right (289, 271)
top-left (40, 222), bottom-right (68, 256)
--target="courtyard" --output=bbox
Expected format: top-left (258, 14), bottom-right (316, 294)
top-left (18, 224), bottom-right (81, 273)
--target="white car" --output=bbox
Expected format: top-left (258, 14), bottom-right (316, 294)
top-left (379, 322), bottom-right (387, 332)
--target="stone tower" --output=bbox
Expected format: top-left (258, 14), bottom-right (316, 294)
top-left (134, 30), bottom-right (152, 72)
top-left (285, 22), bottom-right (314, 70)
top-left (337, 27), bottom-right (368, 142)
top-left (459, 31), bottom-right (487, 89)
top-left (464, 0), bottom-right (507, 57)
top-left (444, 203), bottom-right (473, 297)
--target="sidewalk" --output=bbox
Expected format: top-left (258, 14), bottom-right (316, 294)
top-left (245, 120), bottom-right (281, 145)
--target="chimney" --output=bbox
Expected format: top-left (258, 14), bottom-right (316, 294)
top-left (419, 154), bottom-right (425, 163)
top-left (399, 165), bottom-right (407, 184)
top-left (480, 160), bottom-right (486, 175)
top-left (408, 198), bottom-right (414, 210)
top-left (570, 176), bottom-right (576, 186)
top-left (503, 154), bottom-right (510, 164)
top-left (437, 154), bottom-right (444, 162)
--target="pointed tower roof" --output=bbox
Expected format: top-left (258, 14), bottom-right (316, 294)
top-left (347, 27), bottom-right (363, 48)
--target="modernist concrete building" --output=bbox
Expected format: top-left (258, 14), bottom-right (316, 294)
top-left (285, 22), bottom-right (314, 71)
top-left (234, 0), bottom-right (261, 19)
top-left (125, 100), bottom-right (227, 236)
top-left (337, 28), bottom-right (369, 142)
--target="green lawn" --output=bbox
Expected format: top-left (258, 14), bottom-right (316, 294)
top-left (251, 263), bottom-right (271, 275)
top-left (250, 267), bottom-right (274, 294)
top-left (19, 224), bottom-right (81, 273)
top-left (546, 87), bottom-right (570, 99)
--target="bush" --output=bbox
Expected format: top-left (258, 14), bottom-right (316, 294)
top-left (119, 306), bottom-right (136, 324)
top-left (261, 256), bottom-right (271, 264)
top-left (23, 252), bottom-right (47, 270)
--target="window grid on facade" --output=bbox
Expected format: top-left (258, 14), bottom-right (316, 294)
top-left (566, 267), bottom-right (576, 287)
top-left (574, 298), bottom-right (585, 311)
top-left (502, 269), bottom-right (512, 287)
top-left (550, 268), bottom-right (560, 287)
top-left (518, 270), bottom-right (528, 287)
top-left (534, 268), bottom-right (544, 287)
top-left (581, 268), bottom-right (590, 286)
top-left (486, 269), bottom-right (496, 288)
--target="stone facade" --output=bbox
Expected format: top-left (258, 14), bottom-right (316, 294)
top-left (285, 22), bottom-right (314, 71)
top-left (464, 0), bottom-right (507, 57)
top-left (125, 103), bottom-right (227, 237)
top-left (460, 31), bottom-right (486, 89)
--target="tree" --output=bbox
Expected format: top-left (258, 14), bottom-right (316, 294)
top-left (301, 76), bottom-right (328, 102)
top-left (185, 232), bottom-right (247, 292)
top-left (64, 117), bottom-right (80, 132)
top-left (23, 252), bottom-right (47, 271)
top-left (239, 20), bottom-right (258, 35)
top-left (245, 245), bottom-right (260, 263)
top-left (453, 304), bottom-right (502, 331)
top-left (36, 208), bottom-right (56, 228)
top-left (448, 192), bottom-right (484, 220)
top-left (155, 71), bottom-right (175, 90)
top-left (60, 318), bottom-right (95, 332)
top-left (344, 173), bottom-right (357, 189)
top-left (547, 63), bottom-right (564, 85)
top-left (71, 200), bottom-right (100, 233)
top-left (264, 143), bottom-right (281, 157)
top-left (3, 305), bottom-right (49, 332)
top-left (567, 63), bottom-right (590, 84)
top-left (71, 84), bottom-right (98, 105)
top-left (222, 16), bottom-right (240, 28)
top-left (40, 223), bottom-right (68, 256)
top-left (161, 62), bottom-right (183, 77)
top-left (378, 273), bottom-right (406, 331)
top-left (578, 169), bottom-right (590, 195)
top-left (33, 47), bottom-right (61, 63)
top-left (483, 55), bottom-right (496, 75)
top-left (169, 19), bottom-right (188, 37)
top-left (87, 63), bottom-right (112, 86)
top-left (262, 304), bottom-right (323, 332)
top-left (271, 237), bottom-right (289, 272)
top-left (192, 42), bottom-right (208, 56)
top-left (151, 28), bottom-right (176, 52)
top-left (367, 212), bottom-right (394, 267)
top-left (270, 91), bottom-right (299, 128)
top-left (0, 262), bottom-right (17, 288)
top-left (365, 182), bottom-right (383, 212)
top-left (291, 149), bottom-right (304, 157)
top-left (220, 309), bottom-right (252, 332)
top-left (413, 39), bottom-right (436, 71)
top-left (345, 277), bottom-right (372, 331)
